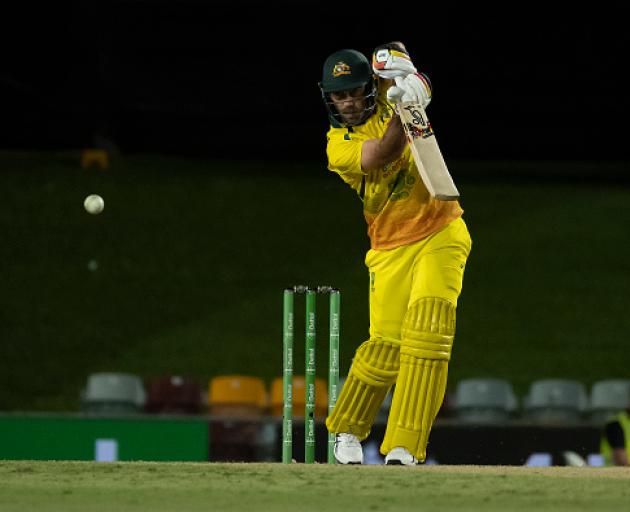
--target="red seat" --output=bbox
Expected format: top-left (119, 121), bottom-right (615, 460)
top-left (145, 375), bottom-right (202, 414)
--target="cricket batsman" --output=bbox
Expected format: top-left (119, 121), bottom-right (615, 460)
top-left (319, 42), bottom-right (472, 465)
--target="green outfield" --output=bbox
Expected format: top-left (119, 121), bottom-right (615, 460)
top-left (1, 461), bottom-right (628, 511)
top-left (1, 152), bottom-right (628, 411)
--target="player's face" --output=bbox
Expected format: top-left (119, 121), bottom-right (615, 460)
top-left (330, 86), bottom-right (367, 125)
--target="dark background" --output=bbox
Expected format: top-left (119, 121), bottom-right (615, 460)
top-left (1, 1), bottom-right (629, 416)
top-left (1, 1), bottom-right (627, 163)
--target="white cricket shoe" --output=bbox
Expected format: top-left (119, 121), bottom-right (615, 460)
top-left (385, 447), bottom-right (419, 466)
top-left (334, 433), bottom-right (363, 464)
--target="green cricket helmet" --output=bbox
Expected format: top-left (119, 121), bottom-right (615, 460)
top-left (318, 49), bottom-right (378, 127)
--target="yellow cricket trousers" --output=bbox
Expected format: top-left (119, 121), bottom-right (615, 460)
top-left (366, 216), bottom-right (472, 340)
top-left (326, 216), bottom-right (472, 460)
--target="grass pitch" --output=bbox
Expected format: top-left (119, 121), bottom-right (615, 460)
top-left (1, 461), bottom-right (628, 512)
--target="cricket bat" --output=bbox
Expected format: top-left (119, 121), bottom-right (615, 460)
top-left (398, 101), bottom-right (460, 201)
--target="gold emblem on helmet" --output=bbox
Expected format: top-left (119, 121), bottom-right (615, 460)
top-left (332, 61), bottom-right (351, 77)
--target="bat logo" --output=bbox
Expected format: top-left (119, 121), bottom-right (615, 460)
top-left (404, 122), bottom-right (434, 140)
top-left (402, 105), bottom-right (427, 127)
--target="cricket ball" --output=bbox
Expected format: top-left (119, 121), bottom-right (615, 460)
top-left (84, 194), bottom-right (105, 215)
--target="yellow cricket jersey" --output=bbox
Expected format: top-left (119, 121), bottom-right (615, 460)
top-left (326, 99), bottom-right (463, 251)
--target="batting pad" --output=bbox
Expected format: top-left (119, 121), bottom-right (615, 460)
top-left (326, 338), bottom-right (399, 440)
top-left (381, 297), bottom-right (455, 461)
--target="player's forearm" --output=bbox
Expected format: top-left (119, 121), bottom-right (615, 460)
top-left (361, 115), bottom-right (406, 171)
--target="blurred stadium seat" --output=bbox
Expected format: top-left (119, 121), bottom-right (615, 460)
top-left (80, 148), bottom-right (109, 169)
top-left (523, 379), bottom-right (589, 423)
top-left (438, 388), bottom-right (456, 419)
top-left (208, 375), bottom-right (267, 417)
top-left (145, 375), bottom-right (203, 414)
top-left (589, 379), bottom-right (630, 423)
top-left (452, 378), bottom-right (518, 423)
top-left (270, 376), bottom-right (328, 418)
top-left (208, 375), bottom-right (269, 462)
top-left (80, 372), bottom-right (146, 414)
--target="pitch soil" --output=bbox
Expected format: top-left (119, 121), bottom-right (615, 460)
top-left (1, 461), bottom-right (629, 512)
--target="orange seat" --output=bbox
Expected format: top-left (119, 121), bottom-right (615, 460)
top-left (270, 376), bottom-right (328, 418)
top-left (81, 148), bottom-right (109, 170)
top-left (208, 375), bottom-right (268, 417)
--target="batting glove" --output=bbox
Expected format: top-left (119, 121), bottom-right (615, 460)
top-left (372, 46), bottom-right (417, 79)
top-left (387, 74), bottom-right (432, 108)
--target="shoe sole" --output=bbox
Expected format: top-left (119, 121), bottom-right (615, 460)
top-left (334, 460), bottom-right (363, 465)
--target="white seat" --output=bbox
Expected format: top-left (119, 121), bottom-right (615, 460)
top-left (589, 379), bottom-right (630, 423)
top-left (523, 379), bottom-right (588, 424)
top-left (81, 372), bottom-right (146, 414)
top-left (452, 378), bottom-right (518, 423)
